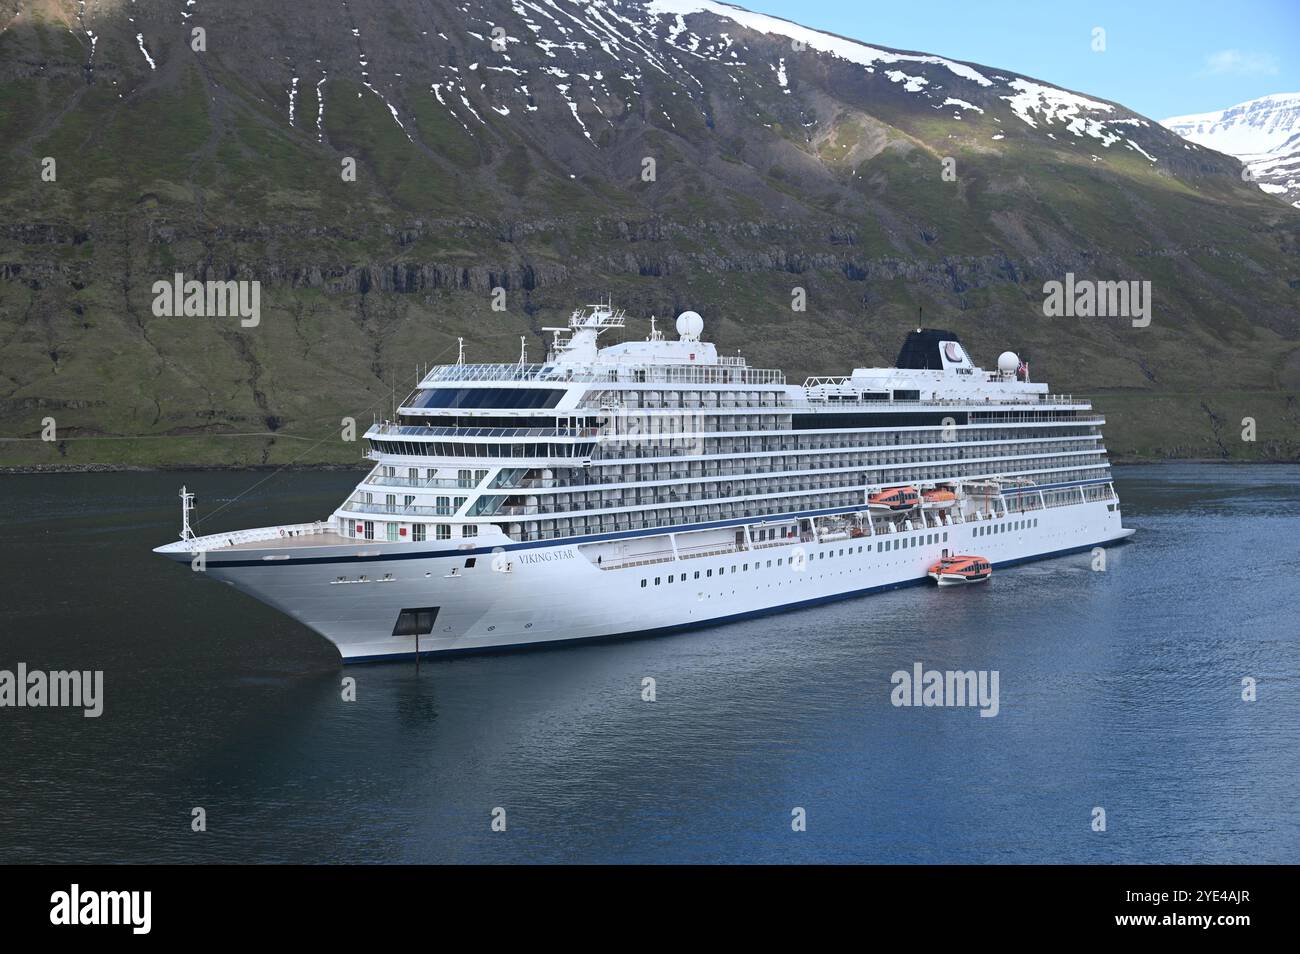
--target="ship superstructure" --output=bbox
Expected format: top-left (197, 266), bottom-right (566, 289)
top-left (156, 304), bottom-right (1133, 660)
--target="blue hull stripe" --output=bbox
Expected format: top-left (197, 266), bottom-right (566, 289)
top-left (343, 534), bottom-right (1128, 663)
top-left (203, 477), bottom-right (1114, 569)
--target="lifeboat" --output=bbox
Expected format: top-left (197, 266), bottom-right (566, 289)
top-left (867, 486), bottom-right (920, 511)
top-left (927, 555), bottom-right (991, 586)
top-left (921, 488), bottom-right (958, 509)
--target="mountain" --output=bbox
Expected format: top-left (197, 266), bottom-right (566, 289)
top-left (2, 0), bottom-right (1298, 469)
top-left (1163, 93), bottom-right (1300, 209)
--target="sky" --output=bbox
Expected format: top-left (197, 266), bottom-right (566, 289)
top-left (735, 0), bottom-right (1299, 119)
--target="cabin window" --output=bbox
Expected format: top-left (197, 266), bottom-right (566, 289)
top-left (464, 558), bottom-right (476, 569)
top-left (363, 521), bottom-right (374, 540)
top-left (668, 575), bottom-right (675, 583)
top-left (436, 525), bottom-right (451, 540)
top-left (412, 524), bottom-right (426, 542)
top-left (387, 524), bottom-right (399, 542)
top-left (641, 580), bottom-right (647, 588)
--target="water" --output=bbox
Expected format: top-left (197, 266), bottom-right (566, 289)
top-left (0, 464), bottom-right (1296, 863)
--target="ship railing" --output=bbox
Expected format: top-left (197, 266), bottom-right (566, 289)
top-left (364, 475), bottom-right (479, 489)
top-left (341, 502), bottom-right (456, 517)
top-left (157, 521), bottom-right (331, 553)
top-left (422, 362), bottom-right (785, 387)
top-left (597, 542), bottom-right (740, 570)
top-left (798, 395), bottom-right (1089, 409)
top-left (369, 422), bottom-right (599, 439)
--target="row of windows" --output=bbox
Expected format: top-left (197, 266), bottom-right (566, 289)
top-left (874, 531), bottom-right (949, 552)
top-left (639, 535), bottom-right (951, 586)
top-left (343, 520), bottom-right (479, 541)
top-left (581, 388), bottom-right (787, 410)
top-left (409, 387), bottom-right (566, 409)
top-left (369, 440), bottom-right (597, 459)
top-left (974, 518), bottom-right (1039, 536)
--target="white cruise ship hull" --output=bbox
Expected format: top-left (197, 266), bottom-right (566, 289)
top-left (158, 497), bottom-right (1132, 662)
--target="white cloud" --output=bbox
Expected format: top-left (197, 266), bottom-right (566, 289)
top-left (1203, 49), bottom-right (1279, 76)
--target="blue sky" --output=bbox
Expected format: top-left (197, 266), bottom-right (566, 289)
top-left (741, 0), bottom-right (1298, 119)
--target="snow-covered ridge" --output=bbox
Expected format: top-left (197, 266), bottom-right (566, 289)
top-left (1163, 94), bottom-right (1300, 208)
top-left (645, 0), bottom-right (993, 86)
top-left (1163, 93), bottom-right (1300, 156)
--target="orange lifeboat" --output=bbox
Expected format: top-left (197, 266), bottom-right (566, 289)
top-left (927, 555), bottom-right (991, 586)
top-left (921, 488), bottom-right (958, 509)
top-left (867, 486), bottom-right (920, 511)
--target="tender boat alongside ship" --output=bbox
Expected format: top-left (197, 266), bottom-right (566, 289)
top-left (928, 555), bottom-right (992, 586)
top-left (154, 305), bottom-right (1135, 661)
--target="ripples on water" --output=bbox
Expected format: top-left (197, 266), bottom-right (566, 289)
top-left (0, 464), bottom-right (1296, 863)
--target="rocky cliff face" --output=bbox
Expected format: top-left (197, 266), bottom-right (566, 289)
top-left (1, 0), bottom-right (1298, 467)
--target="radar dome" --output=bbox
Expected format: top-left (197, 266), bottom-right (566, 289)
top-left (998, 351), bottom-right (1020, 374)
top-left (676, 310), bottom-right (704, 339)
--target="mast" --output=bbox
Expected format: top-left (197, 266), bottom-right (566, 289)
top-left (179, 485), bottom-right (196, 541)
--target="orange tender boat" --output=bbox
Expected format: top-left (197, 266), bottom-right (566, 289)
top-left (867, 486), bottom-right (920, 511)
top-left (921, 488), bottom-right (958, 509)
top-left (927, 555), bottom-right (992, 586)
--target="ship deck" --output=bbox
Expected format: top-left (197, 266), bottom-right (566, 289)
top-left (219, 531), bottom-right (354, 551)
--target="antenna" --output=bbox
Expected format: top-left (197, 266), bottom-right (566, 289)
top-left (456, 337), bottom-right (465, 366)
top-left (519, 335), bottom-right (528, 365)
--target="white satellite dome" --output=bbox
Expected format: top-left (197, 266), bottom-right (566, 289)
top-left (997, 351), bottom-right (1020, 374)
top-left (676, 310), bottom-right (704, 340)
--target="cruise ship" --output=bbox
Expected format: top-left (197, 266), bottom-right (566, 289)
top-left (155, 303), bottom-right (1134, 661)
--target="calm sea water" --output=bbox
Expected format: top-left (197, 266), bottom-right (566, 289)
top-left (0, 464), bottom-right (1296, 864)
